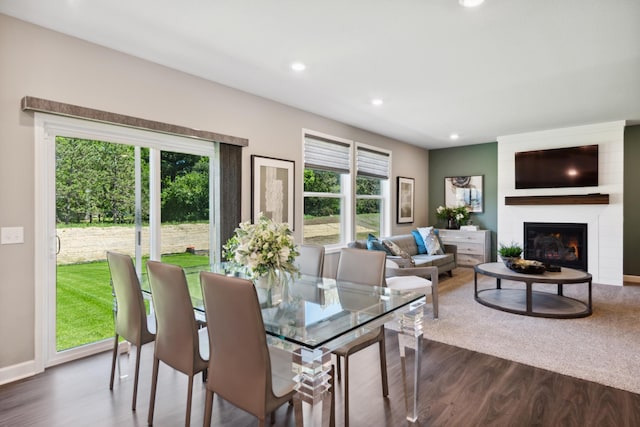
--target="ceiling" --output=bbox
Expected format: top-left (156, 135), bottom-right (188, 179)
top-left (1, 0), bottom-right (639, 149)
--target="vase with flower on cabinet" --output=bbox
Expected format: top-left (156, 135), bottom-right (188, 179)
top-left (447, 218), bottom-right (459, 229)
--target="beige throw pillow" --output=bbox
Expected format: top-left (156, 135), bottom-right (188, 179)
top-left (417, 226), bottom-right (445, 256)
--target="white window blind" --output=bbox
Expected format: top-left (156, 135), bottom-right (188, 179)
top-left (357, 147), bottom-right (389, 179)
top-left (304, 135), bottom-right (351, 173)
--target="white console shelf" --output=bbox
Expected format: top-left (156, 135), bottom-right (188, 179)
top-left (438, 229), bottom-right (491, 267)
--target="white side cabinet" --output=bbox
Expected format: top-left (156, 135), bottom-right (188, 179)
top-left (438, 229), bottom-right (491, 267)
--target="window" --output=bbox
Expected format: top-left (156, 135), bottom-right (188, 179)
top-left (303, 131), bottom-right (390, 247)
top-left (355, 145), bottom-right (390, 240)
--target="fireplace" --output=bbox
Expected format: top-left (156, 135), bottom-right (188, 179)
top-left (524, 222), bottom-right (588, 271)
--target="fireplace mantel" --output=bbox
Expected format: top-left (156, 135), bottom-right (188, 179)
top-left (504, 194), bottom-right (609, 206)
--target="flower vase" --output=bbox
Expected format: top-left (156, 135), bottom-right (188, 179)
top-left (255, 271), bottom-right (288, 307)
top-left (447, 218), bottom-right (459, 229)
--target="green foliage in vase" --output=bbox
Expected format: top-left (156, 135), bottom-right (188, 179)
top-left (498, 242), bottom-right (523, 258)
top-left (435, 205), bottom-right (470, 225)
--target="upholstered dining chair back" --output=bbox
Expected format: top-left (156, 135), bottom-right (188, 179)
top-left (333, 247), bottom-right (388, 427)
top-left (199, 271), bottom-right (297, 426)
top-left (106, 251), bottom-right (155, 411)
top-left (296, 244), bottom-right (326, 277)
top-left (146, 261), bottom-right (209, 426)
top-left (336, 248), bottom-right (386, 287)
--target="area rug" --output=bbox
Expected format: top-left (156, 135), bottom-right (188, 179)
top-left (422, 268), bottom-right (640, 394)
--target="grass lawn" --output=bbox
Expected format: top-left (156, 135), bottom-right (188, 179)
top-left (56, 252), bottom-right (209, 351)
top-left (56, 214), bottom-right (378, 351)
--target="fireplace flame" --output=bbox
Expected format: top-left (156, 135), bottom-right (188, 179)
top-left (567, 238), bottom-right (579, 259)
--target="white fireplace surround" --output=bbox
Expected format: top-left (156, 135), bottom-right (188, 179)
top-left (497, 121), bottom-right (625, 286)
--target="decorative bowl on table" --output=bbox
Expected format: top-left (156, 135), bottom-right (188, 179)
top-left (506, 259), bottom-right (546, 274)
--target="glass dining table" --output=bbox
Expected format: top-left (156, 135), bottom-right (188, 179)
top-left (141, 264), bottom-right (427, 426)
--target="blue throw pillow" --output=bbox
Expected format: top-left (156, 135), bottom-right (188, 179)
top-left (367, 233), bottom-right (391, 254)
top-left (411, 230), bottom-right (427, 254)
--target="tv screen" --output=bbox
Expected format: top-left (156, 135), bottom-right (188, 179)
top-left (515, 145), bottom-right (598, 189)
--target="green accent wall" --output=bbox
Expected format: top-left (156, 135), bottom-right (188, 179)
top-left (429, 142), bottom-right (498, 261)
top-left (624, 125), bottom-right (640, 276)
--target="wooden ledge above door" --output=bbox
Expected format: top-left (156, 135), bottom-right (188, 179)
top-left (504, 194), bottom-right (610, 205)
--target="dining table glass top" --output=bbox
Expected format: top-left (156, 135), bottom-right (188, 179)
top-left (141, 263), bottom-right (424, 350)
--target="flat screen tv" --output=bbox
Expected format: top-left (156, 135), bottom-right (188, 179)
top-left (515, 145), bottom-right (598, 189)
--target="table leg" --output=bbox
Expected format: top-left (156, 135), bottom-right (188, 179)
top-left (397, 305), bottom-right (424, 422)
top-left (558, 283), bottom-right (564, 296)
top-left (474, 270), bottom-right (478, 296)
top-left (292, 347), bottom-right (333, 427)
top-left (526, 282), bottom-right (533, 313)
top-left (496, 277), bottom-right (502, 290)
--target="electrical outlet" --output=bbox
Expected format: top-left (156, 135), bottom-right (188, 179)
top-left (1, 227), bottom-right (24, 244)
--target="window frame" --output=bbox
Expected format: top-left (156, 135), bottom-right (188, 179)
top-left (302, 130), bottom-right (391, 250)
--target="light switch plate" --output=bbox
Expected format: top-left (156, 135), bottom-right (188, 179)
top-left (1, 226), bottom-right (24, 244)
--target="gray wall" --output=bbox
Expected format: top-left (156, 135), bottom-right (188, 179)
top-left (0, 14), bottom-right (429, 371)
top-left (428, 143), bottom-right (499, 261)
top-left (624, 125), bottom-right (640, 276)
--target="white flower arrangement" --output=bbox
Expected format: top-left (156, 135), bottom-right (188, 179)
top-left (435, 204), bottom-right (470, 224)
top-left (223, 214), bottom-right (299, 283)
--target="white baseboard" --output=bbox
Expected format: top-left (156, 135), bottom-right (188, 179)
top-left (0, 341), bottom-right (129, 386)
top-left (0, 360), bottom-right (42, 386)
top-left (623, 274), bottom-right (640, 284)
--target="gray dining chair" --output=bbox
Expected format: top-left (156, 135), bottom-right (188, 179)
top-left (106, 251), bottom-right (156, 411)
top-left (333, 248), bottom-right (388, 427)
top-left (146, 261), bottom-right (209, 426)
top-left (295, 244), bottom-right (325, 277)
top-left (199, 271), bottom-right (299, 427)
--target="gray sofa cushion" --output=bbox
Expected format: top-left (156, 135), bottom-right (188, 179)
top-left (349, 233), bottom-right (456, 273)
top-left (384, 234), bottom-right (419, 257)
top-left (413, 253), bottom-right (454, 268)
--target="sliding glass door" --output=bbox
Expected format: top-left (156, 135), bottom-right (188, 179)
top-left (38, 114), bottom-right (218, 366)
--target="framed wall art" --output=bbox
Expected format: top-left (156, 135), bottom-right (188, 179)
top-left (397, 176), bottom-right (415, 224)
top-left (444, 175), bottom-right (484, 213)
top-left (251, 155), bottom-right (295, 229)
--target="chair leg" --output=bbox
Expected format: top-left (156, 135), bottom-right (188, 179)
top-left (185, 374), bottom-right (194, 427)
top-left (109, 334), bottom-right (119, 390)
top-left (203, 389), bottom-right (214, 427)
top-left (132, 343), bottom-right (143, 411)
top-left (344, 356), bottom-right (350, 427)
top-left (432, 287), bottom-right (439, 319)
top-left (147, 356), bottom-right (160, 425)
top-left (379, 335), bottom-right (389, 397)
top-left (330, 364), bottom-right (336, 427)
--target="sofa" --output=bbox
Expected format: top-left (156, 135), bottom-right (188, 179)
top-left (348, 233), bottom-right (457, 277)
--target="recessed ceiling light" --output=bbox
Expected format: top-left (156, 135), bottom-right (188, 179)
top-left (290, 62), bottom-right (306, 72)
top-left (371, 98), bottom-right (384, 106)
top-left (459, 0), bottom-right (484, 7)
top-left (450, 133), bottom-right (460, 140)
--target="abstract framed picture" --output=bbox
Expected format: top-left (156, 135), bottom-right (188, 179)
top-left (397, 176), bottom-right (415, 224)
top-left (444, 175), bottom-right (484, 213)
top-left (251, 155), bottom-right (295, 229)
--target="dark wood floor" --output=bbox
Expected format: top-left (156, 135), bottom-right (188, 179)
top-left (1, 331), bottom-right (639, 427)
